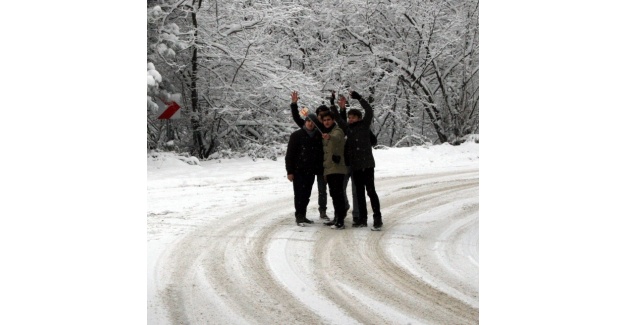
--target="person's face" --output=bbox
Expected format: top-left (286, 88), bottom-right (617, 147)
top-left (322, 116), bottom-right (334, 129)
top-left (304, 119), bottom-right (315, 131)
top-left (348, 114), bottom-right (361, 124)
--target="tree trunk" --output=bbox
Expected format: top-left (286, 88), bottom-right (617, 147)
top-left (190, 0), bottom-right (207, 158)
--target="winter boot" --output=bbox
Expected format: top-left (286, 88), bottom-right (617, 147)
top-left (319, 208), bottom-right (330, 221)
top-left (352, 217), bottom-right (367, 228)
top-left (302, 213), bottom-right (314, 224)
top-left (323, 217), bottom-right (336, 226)
top-left (331, 214), bottom-right (346, 230)
top-left (371, 215), bottom-right (383, 231)
top-left (295, 214), bottom-right (308, 227)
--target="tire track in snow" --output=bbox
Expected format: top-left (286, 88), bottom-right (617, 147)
top-left (312, 174), bottom-right (479, 324)
top-left (155, 169), bottom-right (479, 324)
top-left (158, 197), bottom-right (324, 324)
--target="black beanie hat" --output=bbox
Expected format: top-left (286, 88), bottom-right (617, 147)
top-left (316, 105), bottom-right (329, 114)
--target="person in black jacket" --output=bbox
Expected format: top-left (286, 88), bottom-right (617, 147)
top-left (333, 90), bottom-right (384, 231)
top-left (290, 91), bottom-right (332, 221)
top-left (285, 114), bottom-right (324, 226)
top-left (330, 92), bottom-right (378, 227)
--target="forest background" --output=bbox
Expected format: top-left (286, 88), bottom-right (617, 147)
top-left (147, 0), bottom-right (479, 159)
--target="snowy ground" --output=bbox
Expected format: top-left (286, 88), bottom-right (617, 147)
top-left (147, 142), bottom-right (479, 324)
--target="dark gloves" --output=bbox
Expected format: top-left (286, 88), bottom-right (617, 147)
top-left (332, 155), bottom-right (341, 164)
top-left (350, 91), bottom-right (362, 100)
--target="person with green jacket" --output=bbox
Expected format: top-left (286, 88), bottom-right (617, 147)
top-left (315, 110), bottom-right (348, 229)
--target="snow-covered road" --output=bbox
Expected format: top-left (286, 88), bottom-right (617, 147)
top-left (147, 148), bottom-right (479, 324)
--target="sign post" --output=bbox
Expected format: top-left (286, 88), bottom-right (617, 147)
top-left (157, 101), bottom-right (181, 120)
top-left (155, 97), bottom-right (182, 142)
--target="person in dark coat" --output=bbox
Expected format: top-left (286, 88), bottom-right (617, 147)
top-left (290, 91), bottom-right (331, 221)
top-left (285, 114), bottom-right (324, 226)
top-left (333, 90), bottom-right (384, 230)
top-left (330, 92), bottom-right (378, 227)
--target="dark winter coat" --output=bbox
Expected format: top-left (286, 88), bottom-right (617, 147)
top-left (332, 98), bottom-right (376, 171)
top-left (338, 108), bottom-right (377, 147)
top-left (285, 127), bottom-right (324, 175)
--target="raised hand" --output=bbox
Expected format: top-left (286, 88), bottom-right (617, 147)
top-left (338, 95), bottom-right (347, 109)
top-left (291, 91), bottom-right (299, 103)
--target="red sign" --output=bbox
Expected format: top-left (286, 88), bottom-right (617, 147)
top-left (158, 101), bottom-right (181, 119)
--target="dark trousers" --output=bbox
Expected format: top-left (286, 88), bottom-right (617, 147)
top-left (326, 173), bottom-right (346, 225)
top-left (352, 167), bottom-right (382, 225)
top-left (343, 167), bottom-right (358, 219)
top-left (316, 173), bottom-right (327, 212)
top-left (293, 172), bottom-right (316, 217)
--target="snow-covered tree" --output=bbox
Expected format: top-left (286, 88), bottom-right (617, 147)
top-left (148, 0), bottom-right (324, 158)
top-left (321, 0), bottom-right (479, 145)
top-left (147, 0), bottom-right (479, 157)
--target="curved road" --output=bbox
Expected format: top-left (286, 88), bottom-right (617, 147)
top-left (153, 169), bottom-right (479, 324)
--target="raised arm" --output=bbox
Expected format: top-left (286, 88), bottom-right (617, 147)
top-left (338, 94), bottom-right (348, 122)
top-left (290, 91), bottom-right (305, 128)
top-left (330, 104), bottom-right (348, 133)
top-left (330, 91), bottom-right (348, 121)
top-left (350, 90), bottom-right (373, 127)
